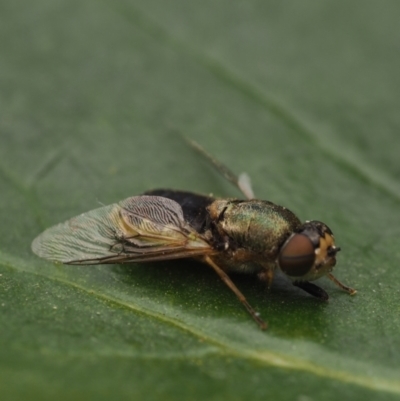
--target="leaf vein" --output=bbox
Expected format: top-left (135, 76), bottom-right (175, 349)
top-left (1, 253), bottom-right (400, 395)
top-left (111, 3), bottom-right (400, 203)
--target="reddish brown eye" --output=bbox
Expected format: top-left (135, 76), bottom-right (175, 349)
top-left (278, 234), bottom-right (315, 277)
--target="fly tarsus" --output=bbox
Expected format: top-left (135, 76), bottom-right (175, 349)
top-left (204, 256), bottom-right (267, 330)
top-left (327, 273), bottom-right (357, 295)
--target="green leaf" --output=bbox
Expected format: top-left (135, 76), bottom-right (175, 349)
top-left (1, 1), bottom-right (400, 400)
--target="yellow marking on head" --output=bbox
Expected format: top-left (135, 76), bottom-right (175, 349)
top-left (315, 234), bottom-right (335, 266)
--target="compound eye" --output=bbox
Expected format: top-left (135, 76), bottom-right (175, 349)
top-left (279, 234), bottom-right (315, 277)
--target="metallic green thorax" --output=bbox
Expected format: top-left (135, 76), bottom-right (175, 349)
top-left (209, 199), bottom-right (301, 258)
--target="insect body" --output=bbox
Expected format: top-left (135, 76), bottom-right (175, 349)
top-left (32, 141), bottom-right (356, 329)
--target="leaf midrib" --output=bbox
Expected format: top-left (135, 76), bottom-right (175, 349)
top-left (107, 1), bottom-right (400, 204)
top-left (1, 250), bottom-right (400, 396)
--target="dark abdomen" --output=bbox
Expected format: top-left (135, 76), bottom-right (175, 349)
top-left (143, 189), bottom-right (215, 233)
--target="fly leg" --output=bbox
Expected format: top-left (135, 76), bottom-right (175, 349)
top-left (327, 273), bottom-right (357, 295)
top-left (258, 269), bottom-right (274, 289)
top-left (109, 231), bottom-right (132, 255)
top-left (293, 281), bottom-right (329, 301)
top-left (109, 231), bottom-right (127, 255)
top-left (204, 256), bottom-right (267, 330)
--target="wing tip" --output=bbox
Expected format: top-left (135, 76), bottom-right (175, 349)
top-left (31, 233), bottom-right (44, 257)
top-left (31, 231), bottom-right (58, 263)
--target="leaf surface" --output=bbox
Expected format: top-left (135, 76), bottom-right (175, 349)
top-left (1, 1), bottom-right (400, 400)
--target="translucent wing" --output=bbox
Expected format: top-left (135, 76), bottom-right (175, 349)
top-left (186, 138), bottom-right (255, 199)
top-left (32, 196), bottom-right (214, 265)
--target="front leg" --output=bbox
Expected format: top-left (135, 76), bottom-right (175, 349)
top-left (258, 269), bottom-right (275, 289)
top-left (293, 281), bottom-right (329, 301)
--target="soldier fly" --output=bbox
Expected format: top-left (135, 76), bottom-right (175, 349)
top-left (32, 140), bottom-right (356, 329)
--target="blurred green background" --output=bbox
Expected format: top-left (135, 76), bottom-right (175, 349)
top-left (1, 1), bottom-right (400, 400)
